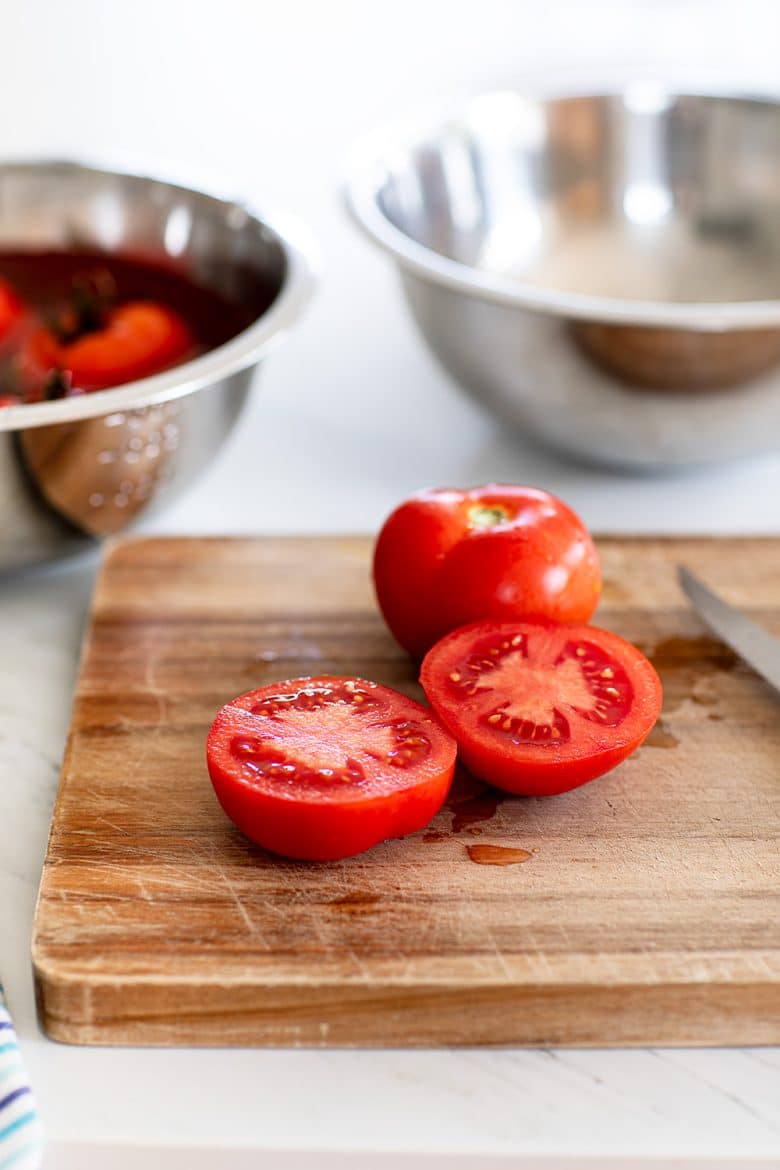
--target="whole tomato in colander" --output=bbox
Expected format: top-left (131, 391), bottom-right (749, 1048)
top-left (24, 301), bottom-right (194, 392)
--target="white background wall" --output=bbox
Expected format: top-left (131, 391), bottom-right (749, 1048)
top-left (4, 0), bottom-right (780, 534)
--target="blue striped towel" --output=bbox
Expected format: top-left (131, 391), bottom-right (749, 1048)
top-left (0, 993), bottom-right (42, 1170)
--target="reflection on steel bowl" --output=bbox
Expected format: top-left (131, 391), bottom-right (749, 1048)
top-left (0, 160), bottom-right (316, 571)
top-left (347, 89), bottom-right (780, 469)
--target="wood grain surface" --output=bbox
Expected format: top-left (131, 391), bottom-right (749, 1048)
top-left (32, 536), bottom-right (780, 1046)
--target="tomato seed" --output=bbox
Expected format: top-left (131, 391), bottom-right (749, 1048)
top-left (233, 739), bottom-right (258, 756)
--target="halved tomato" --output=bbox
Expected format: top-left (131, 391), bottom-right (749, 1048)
top-left (420, 620), bottom-right (662, 796)
top-left (25, 300), bottom-right (194, 391)
top-left (206, 675), bottom-right (457, 860)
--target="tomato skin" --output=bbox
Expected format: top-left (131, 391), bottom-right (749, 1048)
top-left (453, 734), bottom-right (638, 798)
top-left (206, 676), bottom-right (457, 861)
top-left (420, 620), bottom-right (662, 797)
top-left (373, 485), bottom-right (601, 659)
top-left (0, 277), bottom-right (25, 344)
top-left (24, 300), bottom-right (194, 391)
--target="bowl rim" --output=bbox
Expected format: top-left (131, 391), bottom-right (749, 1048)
top-left (346, 85), bottom-right (780, 332)
top-left (0, 156), bottom-right (319, 432)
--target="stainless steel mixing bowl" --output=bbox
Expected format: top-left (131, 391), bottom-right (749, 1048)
top-left (347, 89), bottom-right (780, 469)
top-left (0, 160), bottom-right (316, 571)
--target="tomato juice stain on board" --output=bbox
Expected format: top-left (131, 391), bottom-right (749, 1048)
top-left (644, 719), bottom-right (679, 749)
top-left (422, 829), bottom-right (448, 843)
top-left (450, 783), bottom-right (507, 835)
top-left (642, 633), bottom-right (736, 716)
top-left (467, 844), bottom-right (532, 866)
top-left (646, 635), bottom-right (738, 674)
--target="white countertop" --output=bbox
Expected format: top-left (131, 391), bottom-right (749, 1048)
top-left (4, 1), bottom-right (780, 1165)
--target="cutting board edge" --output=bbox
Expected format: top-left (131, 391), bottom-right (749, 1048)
top-left (31, 942), bottom-right (780, 989)
top-left (34, 963), bottom-right (780, 1048)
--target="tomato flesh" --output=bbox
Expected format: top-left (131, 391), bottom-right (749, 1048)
top-left (373, 484), bottom-right (601, 659)
top-left (25, 300), bottom-right (194, 391)
top-left (421, 620), bottom-right (662, 796)
top-left (206, 676), bottom-right (457, 860)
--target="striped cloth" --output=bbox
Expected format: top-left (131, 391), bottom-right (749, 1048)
top-left (0, 993), bottom-right (42, 1170)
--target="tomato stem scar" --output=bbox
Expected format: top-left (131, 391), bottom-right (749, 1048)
top-left (467, 504), bottom-right (510, 529)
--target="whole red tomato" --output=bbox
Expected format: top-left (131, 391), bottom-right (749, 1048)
top-left (24, 301), bottom-right (193, 392)
top-left (373, 484), bottom-right (601, 658)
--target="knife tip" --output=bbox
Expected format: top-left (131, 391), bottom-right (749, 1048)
top-left (676, 564), bottom-right (693, 588)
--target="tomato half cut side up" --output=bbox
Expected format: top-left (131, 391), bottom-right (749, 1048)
top-left (206, 676), bottom-right (457, 861)
top-left (421, 621), bottom-right (663, 796)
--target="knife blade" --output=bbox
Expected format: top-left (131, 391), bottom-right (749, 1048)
top-left (677, 565), bottom-right (780, 696)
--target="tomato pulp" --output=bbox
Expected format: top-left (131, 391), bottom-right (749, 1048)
top-left (421, 620), bottom-right (662, 796)
top-left (373, 484), bottom-right (601, 659)
top-left (206, 676), bottom-right (457, 860)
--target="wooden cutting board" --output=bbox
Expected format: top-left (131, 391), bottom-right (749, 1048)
top-left (33, 536), bottom-right (780, 1047)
